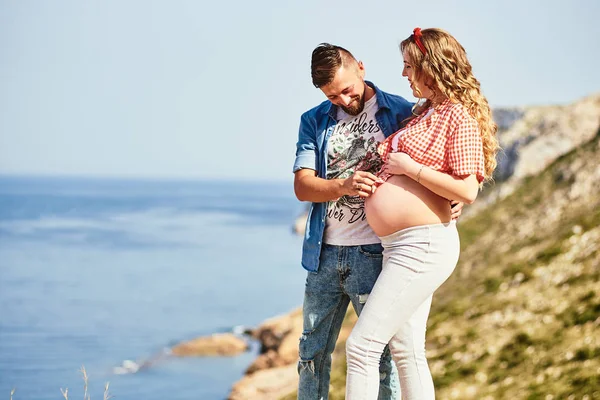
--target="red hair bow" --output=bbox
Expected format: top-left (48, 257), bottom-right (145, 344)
top-left (413, 27), bottom-right (427, 55)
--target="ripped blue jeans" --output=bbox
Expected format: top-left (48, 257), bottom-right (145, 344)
top-left (298, 243), bottom-right (400, 400)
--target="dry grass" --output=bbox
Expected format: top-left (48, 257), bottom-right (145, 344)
top-left (61, 366), bottom-right (112, 400)
top-left (10, 366), bottom-right (112, 400)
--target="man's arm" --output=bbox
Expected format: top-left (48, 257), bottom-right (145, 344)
top-left (294, 169), bottom-right (382, 203)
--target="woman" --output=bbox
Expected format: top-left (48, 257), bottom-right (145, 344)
top-left (345, 28), bottom-right (499, 399)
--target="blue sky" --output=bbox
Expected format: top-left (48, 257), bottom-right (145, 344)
top-left (1, 0), bottom-right (598, 181)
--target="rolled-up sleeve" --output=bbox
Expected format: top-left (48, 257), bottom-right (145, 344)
top-left (293, 112), bottom-right (318, 173)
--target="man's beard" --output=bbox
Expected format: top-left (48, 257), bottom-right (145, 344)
top-left (341, 93), bottom-right (366, 116)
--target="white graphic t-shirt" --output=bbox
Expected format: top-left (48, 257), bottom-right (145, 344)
top-left (323, 95), bottom-right (385, 245)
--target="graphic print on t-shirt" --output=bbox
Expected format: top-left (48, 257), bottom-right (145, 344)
top-left (324, 95), bottom-right (385, 245)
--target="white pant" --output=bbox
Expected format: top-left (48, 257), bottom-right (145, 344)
top-left (345, 221), bottom-right (460, 400)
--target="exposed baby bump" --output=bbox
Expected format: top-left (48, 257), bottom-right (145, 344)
top-left (365, 180), bottom-right (418, 221)
top-left (365, 175), bottom-right (451, 237)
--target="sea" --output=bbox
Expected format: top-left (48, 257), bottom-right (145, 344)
top-left (0, 175), bottom-right (308, 400)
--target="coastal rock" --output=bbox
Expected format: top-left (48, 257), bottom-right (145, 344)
top-left (229, 363), bottom-right (298, 400)
top-left (226, 308), bottom-right (303, 399)
top-left (246, 307), bottom-right (303, 373)
top-left (171, 333), bottom-right (248, 357)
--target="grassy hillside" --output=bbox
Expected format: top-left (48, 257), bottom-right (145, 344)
top-left (284, 129), bottom-right (600, 399)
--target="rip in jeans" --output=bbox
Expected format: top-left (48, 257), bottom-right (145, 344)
top-left (298, 329), bottom-right (316, 375)
top-left (298, 359), bottom-right (316, 374)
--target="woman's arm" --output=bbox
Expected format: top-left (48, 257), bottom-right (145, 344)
top-left (381, 152), bottom-right (480, 204)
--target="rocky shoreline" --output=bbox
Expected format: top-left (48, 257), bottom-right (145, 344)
top-left (171, 308), bottom-right (304, 399)
top-left (228, 308), bottom-right (302, 400)
top-left (242, 308), bottom-right (303, 375)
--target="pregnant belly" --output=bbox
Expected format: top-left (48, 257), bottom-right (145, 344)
top-left (365, 175), bottom-right (452, 237)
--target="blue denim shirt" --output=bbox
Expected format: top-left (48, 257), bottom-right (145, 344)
top-left (293, 81), bottom-right (414, 272)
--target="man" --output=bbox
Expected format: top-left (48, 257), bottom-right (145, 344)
top-left (292, 43), bottom-right (413, 400)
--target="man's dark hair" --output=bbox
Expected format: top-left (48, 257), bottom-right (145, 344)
top-left (311, 43), bottom-right (357, 88)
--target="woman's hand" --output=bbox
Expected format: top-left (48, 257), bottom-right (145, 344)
top-left (381, 152), bottom-right (419, 176)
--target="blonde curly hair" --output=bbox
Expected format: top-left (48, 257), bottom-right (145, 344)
top-left (401, 28), bottom-right (499, 181)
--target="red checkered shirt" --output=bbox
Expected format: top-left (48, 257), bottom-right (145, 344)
top-left (377, 99), bottom-right (485, 183)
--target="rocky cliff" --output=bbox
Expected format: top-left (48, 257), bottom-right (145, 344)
top-left (467, 93), bottom-right (600, 217)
